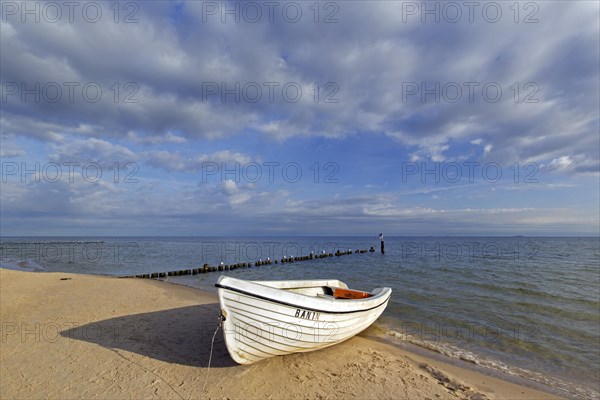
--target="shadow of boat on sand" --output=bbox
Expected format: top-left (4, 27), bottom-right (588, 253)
top-left (61, 303), bottom-right (237, 368)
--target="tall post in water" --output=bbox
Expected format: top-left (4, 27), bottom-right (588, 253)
top-left (379, 232), bottom-right (385, 254)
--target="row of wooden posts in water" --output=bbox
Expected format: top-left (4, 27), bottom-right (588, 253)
top-left (124, 247), bottom-right (377, 279)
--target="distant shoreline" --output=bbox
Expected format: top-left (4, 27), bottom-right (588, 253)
top-left (2, 235), bottom-right (599, 238)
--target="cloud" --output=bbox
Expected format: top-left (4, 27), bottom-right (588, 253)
top-left (126, 131), bottom-right (187, 145)
top-left (49, 138), bottom-right (138, 164)
top-left (145, 149), bottom-right (254, 173)
top-left (1, 2), bottom-right (596, 171)
top-left (547, 156), bottom-right (573, 172)
top-left (221, 180), bottom-right (239, 196)
top-left (543, 155), bottom-right (599, 175)
top-left (144, 150), bottom-right (186, 172)
top-left (219, 180), bottom-right (254, 205)
top-left (0, 135), bottom-right (26, 158)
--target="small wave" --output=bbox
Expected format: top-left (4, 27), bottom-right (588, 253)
top-left (383, 328), bottom-right (599, 400)
top-left (1, 259), bottom-right (46, 272)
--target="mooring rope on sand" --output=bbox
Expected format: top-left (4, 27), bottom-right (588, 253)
top-left (202, 322), bottom-right (221, 398)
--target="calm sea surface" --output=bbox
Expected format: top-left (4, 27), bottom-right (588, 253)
top-left (1, 236), bottom-right (598, 399)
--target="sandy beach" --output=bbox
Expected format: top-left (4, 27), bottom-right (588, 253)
top-left (0, 269), bottom-right (560, 399)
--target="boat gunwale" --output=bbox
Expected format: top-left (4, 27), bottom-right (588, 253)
top-left (216, 281), bottom-right (391, 315)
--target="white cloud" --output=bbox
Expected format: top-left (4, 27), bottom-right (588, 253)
top-left (0, 136), bottom-right (26, 158)
top-left (221, 180), bottom-right (239, 196)
top-left (50, 138), bottom-right (137, 164)
top-left (126, 131), bottom-right (187, 145)
top-left (542, 155), bottom-right (599, 175)
top-left (145, 150), bottom-right (186, 171)
top-left (145, 150), bottom-right (255, 172)
top-left (192, 150), bottom-right (252, 165)
top-left (547, 156), bottom-right (573, 171)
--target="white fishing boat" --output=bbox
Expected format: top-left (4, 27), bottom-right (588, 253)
top-left (215, 276), bottom-right (392, 364)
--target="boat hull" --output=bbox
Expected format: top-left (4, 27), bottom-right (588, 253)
top-left (216, 276), bottom-right (392, 364)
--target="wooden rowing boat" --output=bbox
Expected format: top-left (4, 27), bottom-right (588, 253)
top-left (215, 276), bottom-right (392, 364)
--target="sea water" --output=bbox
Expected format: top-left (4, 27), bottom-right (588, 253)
top-left (1, 236), bottom-right (598, 399)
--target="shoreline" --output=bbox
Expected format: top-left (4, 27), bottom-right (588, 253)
top-left (365, 330), bottom-right (572, 399)
top-left (1, 268), bottom-right (562, 399)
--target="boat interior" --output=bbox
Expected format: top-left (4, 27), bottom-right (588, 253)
top-left (282, 285), bottom-right (373, 299)
top-left (253, 279), bottom-right (378, 300)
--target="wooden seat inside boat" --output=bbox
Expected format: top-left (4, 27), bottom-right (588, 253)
top-left (332, 288), bottom-right (373, 300)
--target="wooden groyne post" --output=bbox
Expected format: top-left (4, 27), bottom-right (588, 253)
top-left (122, 245), bottom-right (378, 279)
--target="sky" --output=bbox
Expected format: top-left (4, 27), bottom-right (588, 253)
top-left (1, 0), bottom-right (599, 236)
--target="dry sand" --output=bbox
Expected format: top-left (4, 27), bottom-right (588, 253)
top-left (0, 269), bottom-right (560, 399)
